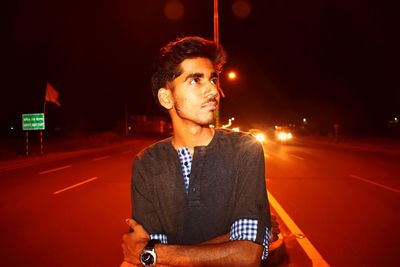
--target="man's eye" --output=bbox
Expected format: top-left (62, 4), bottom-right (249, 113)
top-left (211, 78), bottom-right (218, 85)
top-left (190, 78), bottom-right (201, 84)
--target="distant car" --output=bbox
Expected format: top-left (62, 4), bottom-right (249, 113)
top-left (248, 128), bottom-right (267, 143)
top-left (274, 126), bottom-right (293, 143)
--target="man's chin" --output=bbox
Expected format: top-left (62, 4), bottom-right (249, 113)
top-left (198, 116), bottom-right (216, 127)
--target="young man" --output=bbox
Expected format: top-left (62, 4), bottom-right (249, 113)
top-left (121, 36), bottom-right (270, 267)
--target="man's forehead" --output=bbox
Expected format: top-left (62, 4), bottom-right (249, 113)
top-left (179, 57), bottom-right (216, 72)
top-left (174, 59), bottom-right (214, 80)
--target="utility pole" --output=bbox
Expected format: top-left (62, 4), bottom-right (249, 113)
top-left (125, 104), bottom-right (129, 137)
top-left (213, 0), bottom-right (219, 47)
top-left (214, 0), bottom-right (220, 128)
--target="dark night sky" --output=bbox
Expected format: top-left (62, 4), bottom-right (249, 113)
top-left (1, 0), bottom-right (398, 136)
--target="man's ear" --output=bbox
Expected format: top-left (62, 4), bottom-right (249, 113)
top-left (157, 88), bottom-right (173, 110)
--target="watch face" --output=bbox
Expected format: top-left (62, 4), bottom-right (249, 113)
top-left (140, 251), bottom-right (155, 266)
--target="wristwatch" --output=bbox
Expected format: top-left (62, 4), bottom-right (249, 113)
top-left (140, 239), bottom-right (160, 266)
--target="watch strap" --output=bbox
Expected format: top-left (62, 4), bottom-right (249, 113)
top-left (145, 239), bottom-right (161, 250)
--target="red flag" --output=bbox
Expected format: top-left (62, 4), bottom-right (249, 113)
top-left (45, 82), bottom-right (61, 106)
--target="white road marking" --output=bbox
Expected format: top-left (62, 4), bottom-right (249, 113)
top-left (39, 165), bottom-right (72, 175)
top-left (53, 177), bottom-right (98, 195)
top-left (289, 154), bottom-right (304, 160)
top-left (268, 191), bottom-right (330, 266)
top-left (349, 174), bottom-right (400, 193)
top-left (92, 155), bottom-right (110, 161)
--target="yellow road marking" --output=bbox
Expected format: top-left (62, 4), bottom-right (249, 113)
top-left (268, 191), bottom-right (330, 266)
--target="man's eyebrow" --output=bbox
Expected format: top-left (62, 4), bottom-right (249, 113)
top-left (184, 72), bottom-right (204, 82)
top-left (210, 72), bottom-right (218, 79)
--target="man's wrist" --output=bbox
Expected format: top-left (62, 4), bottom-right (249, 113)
top-left (140, 239), bottom-right (160, 266)
top-left (153, 242), bottom-right (176, 266)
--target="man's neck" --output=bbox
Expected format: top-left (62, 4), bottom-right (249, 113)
top-left (172, 123), bottom-right (215, 155)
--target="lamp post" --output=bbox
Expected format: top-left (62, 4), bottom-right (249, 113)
top-left (213, 0), bottom-right (219, 47)
top-left (213, 0), bottom-right (221, 128)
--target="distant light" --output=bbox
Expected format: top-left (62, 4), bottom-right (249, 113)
top-left (164, 0), bottom-right (184, 21)
top-left (10, 126), bottom-right (14, 130)
top-left (395, 117), bottom-right (398, 121)
top-left (209, 124), bottom-right (215, 128)
top-left (278, 132), bottom-right (287, 141)
top-left (232, 127), bottom-right (240, 132)
top-left (255, 133), bottom-right (266, 143)
top-left (303, 118), bottom-right (307, 123)
top-left (232, 0), bottom-right (252, 19)
top-left (277, 132), bottom-right (293, 141)
top-left (228, 72), bottom-right (237, 80)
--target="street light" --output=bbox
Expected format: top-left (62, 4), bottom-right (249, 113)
top-left (228, 71), bottom-right (237, 80)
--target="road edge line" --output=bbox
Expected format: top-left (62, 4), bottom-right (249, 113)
top-left (267, 191), bottom-right (330, 267)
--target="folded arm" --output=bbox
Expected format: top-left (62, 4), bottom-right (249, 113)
top-left (122, 219), bottom-right (262, 267)
top-left (155, 239), bottom-right (262, 267)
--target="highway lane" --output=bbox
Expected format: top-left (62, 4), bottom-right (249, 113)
top-left (0, 139), bottom-right (154, 266)
top-left (265, 139), bottom-right (400, 266)
top-left (1, 136), bottom-right (399, 266)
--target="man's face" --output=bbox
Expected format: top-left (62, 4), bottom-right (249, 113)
top-left (168, 57), bottom-right (220, 126)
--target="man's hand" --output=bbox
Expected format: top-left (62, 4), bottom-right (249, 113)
top-left (120, 260), bottom-right (138, 267)
top-left (122, 218), bottom-right (150, 265)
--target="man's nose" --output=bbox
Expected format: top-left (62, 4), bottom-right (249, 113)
top-left (205, 81), bottom-right (219, 99)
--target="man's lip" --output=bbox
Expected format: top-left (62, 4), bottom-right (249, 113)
top-left (201, 101), bottom-right (218, 109)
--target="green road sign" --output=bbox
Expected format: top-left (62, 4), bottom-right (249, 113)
top-left (22, 113), bottom-right (45, 130)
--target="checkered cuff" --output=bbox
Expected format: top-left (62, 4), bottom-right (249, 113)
top-left (230, 219), bottom-right (270, 260)
top-left (150, 233), bottom-right (168, 244)
top-left (230, 218), bottom-right (258, 241)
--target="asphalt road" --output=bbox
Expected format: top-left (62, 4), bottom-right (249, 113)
top-left (0, 136), bottom-right (399, 266)
top-left (265, 138), bottom-right (400, 266)
top-left (0, 139), bottom-right (155, 267)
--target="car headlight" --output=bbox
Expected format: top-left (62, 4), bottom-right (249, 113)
top-left (277, 132), bottom-right (287, 141)
top-left (277, 132), bottom-right (292, 141)
top-left (255, 133), bottom-right (266, 143)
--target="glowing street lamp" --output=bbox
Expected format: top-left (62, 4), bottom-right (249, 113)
top-left (228, 71), bottom-right (237, 80)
